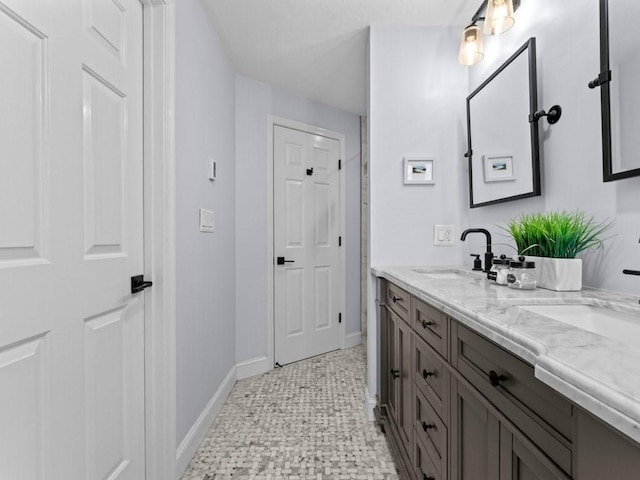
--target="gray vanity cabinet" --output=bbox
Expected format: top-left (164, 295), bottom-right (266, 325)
top-left (382, 281), bottom-right (414, 468)
top-left (499, 425), bottom-right (570, 480)
top-left (450, 379), bottom-right (500, 480)
top-left (376, 278), bottom-right (640, 480)
top-left (386, 306), bottom-right (398, 424)
top-left (574, 409), bottom-right (640, 480)
top-left (450, 376), bottom-right (569, 480)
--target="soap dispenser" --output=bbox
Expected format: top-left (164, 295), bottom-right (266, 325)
top-left (470, 254), bottom-right (482, 271)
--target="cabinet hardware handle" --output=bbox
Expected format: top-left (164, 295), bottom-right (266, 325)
top-left (392, 296), bottom-right (402, 303)
top-left (422, 421), bottom-right (435, 431)
top-left (421, 319), bottom-right (434, 328)
top-left (423, 474), bottom-right (435, 480)
top-left (391, 369), bottom-right (400, 379)
top-left (488, 370), bottom-right (506, 387)
top-left (422, 369), bottom-right (434, 379)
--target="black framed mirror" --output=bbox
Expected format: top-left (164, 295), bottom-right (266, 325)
top-left (591, 0), bottom-right (640, 182)
top-left (465, 37), bottom-right (540, 208)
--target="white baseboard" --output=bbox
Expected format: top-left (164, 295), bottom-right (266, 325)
top-left (175, 365), bottom-right (237, 478)
top-left (236, 355), bottom-right (271, 380)
top-left (345, 331), bottom-right (362, 348)
top-left (364, 386), bottom-right (377, 421)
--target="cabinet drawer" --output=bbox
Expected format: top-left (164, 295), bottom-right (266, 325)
top-left (415, 389), bottom-right (447, 480)
top-left (414, 434), bottom-right (442, 480)
top-left (386, 282), bottom-right (410, 323)
top-left (413, 297), bottom-right (448, 358)
top-left (452, 321), bottom-right (573, 475)
top-left (414, 335), bottom-right (449, 419)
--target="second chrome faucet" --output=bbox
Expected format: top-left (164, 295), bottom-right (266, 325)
top-left (461, 228), bottom-right (494, 273)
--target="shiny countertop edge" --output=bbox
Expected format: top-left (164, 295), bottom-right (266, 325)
top-left (372, 265), bottom-right (640, 445)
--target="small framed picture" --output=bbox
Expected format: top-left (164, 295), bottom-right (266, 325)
top-left (483, 154), bottom-right (515, 182)
top-left (404, 157), bottom-right (435, 184)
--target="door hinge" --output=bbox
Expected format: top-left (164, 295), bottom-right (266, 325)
top-left (338, 159), bottom-right (342, 170)
top-left (339, 313), bottom-right (342, 323)
top-left (338, 236), bottom-right (342, 246)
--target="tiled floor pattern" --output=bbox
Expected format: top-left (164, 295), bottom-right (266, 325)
top-left (180, 345), bottom-right (399, 480)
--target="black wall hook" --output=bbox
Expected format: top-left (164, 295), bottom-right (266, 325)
top-left (531, 105), bottom-right (562, 124)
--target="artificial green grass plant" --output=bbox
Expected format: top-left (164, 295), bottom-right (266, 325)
top-left (505, 210), bottom-right (613, 259)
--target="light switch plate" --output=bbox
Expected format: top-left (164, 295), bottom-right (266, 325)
top-left (199, 208), bottom-right (214, 233)
top-left (434, 225), bottom-right (454, 246)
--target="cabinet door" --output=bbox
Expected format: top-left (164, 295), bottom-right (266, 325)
top-left (575, 409), bottom-right (640, 480)
top-left (387, 307), bottom-right (398, 424)
top-left (499, 424), bottom-right (570, 480)
top-left (451, 380), bottom-right (500, 480)
top-left (397, 317), bottom-right (413, 460)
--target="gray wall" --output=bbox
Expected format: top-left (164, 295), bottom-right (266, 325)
top-left (235, 75), bottom-right (362, 364)
top-left (175, 0), bottom-right (236, 445)
top-left (367, 25), bottom-right (468, 398)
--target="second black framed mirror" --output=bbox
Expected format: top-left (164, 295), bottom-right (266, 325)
top-left (591, 0), bottom-right (640, 182)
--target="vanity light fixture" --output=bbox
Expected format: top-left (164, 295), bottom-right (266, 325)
top-left (458, 24), bottom-right (484, 66)
top-left (484, 0), bottom-right (516, 35)
top-left (458, 0), bottom-right (521, 66)
top-left (532, 105), bottom-right (563, 125)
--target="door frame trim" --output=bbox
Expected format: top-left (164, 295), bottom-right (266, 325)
top-left (141, 1), bottom-right (176, 479)
top-left (267, 115), bottom-right (347, 367)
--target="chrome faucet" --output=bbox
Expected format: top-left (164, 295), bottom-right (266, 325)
top-left (460, 228), bottom-right (494, 273)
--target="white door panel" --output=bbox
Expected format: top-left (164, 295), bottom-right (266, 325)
top-left (274, 126), bottom-right (341, 365)
top-left (0, 0), bottom-right (145, 478)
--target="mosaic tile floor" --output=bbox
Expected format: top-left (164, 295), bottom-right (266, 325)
top-left (180, 345), bottom-right (399, 480)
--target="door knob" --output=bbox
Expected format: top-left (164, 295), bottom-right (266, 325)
top-left (276, 257), bottom-right (295, 265)
top-left (391, 369), bottom-right (400, 379)
top-left (131, 275), bottom-right (153, 294)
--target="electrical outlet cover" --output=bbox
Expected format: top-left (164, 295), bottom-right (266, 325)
top-left (434, 225), bottom-right (454, 246)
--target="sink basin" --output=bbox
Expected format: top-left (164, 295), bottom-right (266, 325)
top-left (412, 269), bottom-right (475, 280)
top-left (518, 304), bottom-right (640, 343)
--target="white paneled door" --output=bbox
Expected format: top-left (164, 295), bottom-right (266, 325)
top-left (0, 0), bottom-right (145, 479)
top-left (274, 125), bottom-right (341, 365)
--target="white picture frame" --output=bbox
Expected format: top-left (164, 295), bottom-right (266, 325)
top-left (483, 154), bottom-right (515, 182)
top-left (404, 157), bottom-right (435, 184)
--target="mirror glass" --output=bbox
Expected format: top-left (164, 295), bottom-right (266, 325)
top-left (466, 37), bottom-right (540, 208)
top-left (598, 0), bottom-right (640, 181)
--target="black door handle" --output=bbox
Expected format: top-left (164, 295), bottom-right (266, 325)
top-left (131, 275), bottom-right (153, 294)
top-left (276, 257), bottom-right (295, 265)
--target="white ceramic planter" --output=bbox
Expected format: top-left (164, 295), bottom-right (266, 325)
top-left (526, 256), bottom-right (582, 291)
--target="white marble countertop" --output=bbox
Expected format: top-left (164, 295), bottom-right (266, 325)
top-left (372, 265), bottom-right (640, 445)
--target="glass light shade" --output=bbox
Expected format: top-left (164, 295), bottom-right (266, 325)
top-left (484, 0), bottom-right (515, 35)
top-left (458, 25), bottom-right (484, 66)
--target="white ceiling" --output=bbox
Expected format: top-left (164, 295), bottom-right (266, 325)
top-left (201, 0), bottom-right (478, 116)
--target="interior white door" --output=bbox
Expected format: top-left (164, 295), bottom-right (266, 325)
top-left (274, 125), bottom-right (341, 365)
top-left (0, 1), bottom-right (145, 479)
